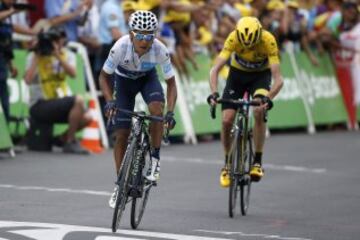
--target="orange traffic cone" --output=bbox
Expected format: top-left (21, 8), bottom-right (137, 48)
top-left (81, 99), bottom-right (103, 153)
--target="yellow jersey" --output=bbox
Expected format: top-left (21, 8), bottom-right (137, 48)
top-left (219, 29), bottom-right (280, 72)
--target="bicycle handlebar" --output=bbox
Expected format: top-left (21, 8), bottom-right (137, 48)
top-left (106, 108), bottom-right (164, 129)
top-left (217, 98), bottom-right (261, 106)
top-left (106, 108), bottom-right (173, 141)
top-left (210, 98), bottom-right (268, 122)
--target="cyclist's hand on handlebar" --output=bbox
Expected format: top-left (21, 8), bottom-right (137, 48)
top-left (207, 92), bottom-right (220, 106)
top-left (261, 96), bottom-right (273, 110)
top-left (207, 92), bottom-right (219, 119)
top-left (164, 111), bottom-right (176, 130)
top-left (104, 100), bottom-right (117, 118)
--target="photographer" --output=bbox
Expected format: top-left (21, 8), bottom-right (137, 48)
top-left (0, 0), bottom-right (36, 121)
top-left (24, 27), bottom-right (92, 154)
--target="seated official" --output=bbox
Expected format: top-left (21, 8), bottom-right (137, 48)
top-left (24, 27), bottom-right (91, 154)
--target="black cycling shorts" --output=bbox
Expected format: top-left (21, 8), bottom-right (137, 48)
top-left (111, 69), bottom-right (165, 129)
top-left (30, 96), bottom-right (75, 124)
top-left (221, 66), bottom-right (271, 110)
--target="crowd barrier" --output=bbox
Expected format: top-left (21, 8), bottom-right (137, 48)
top-left (0, 104), bottom-right (14, 154)
top-left (2, 44), bottom-right (357, 149)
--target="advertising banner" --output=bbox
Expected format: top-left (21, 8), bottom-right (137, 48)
top-left (295, 52), bottom-right (348, 125)
top-left (267, 53), bottom-right (309, 128)
top-left (185, 53), bottom-right (224, 134)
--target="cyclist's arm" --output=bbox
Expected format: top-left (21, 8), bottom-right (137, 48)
top-left (268, 64), bottom-right (283, 100)
top-left (209, 31), bottom-right (234, 94)
top-left (209, 56), bottom-right (228, 94)
top-left (99, 70), bottom-right (113, 101)
top-left (99, 40), bottom-right (123, 101)
top-left (165, 76), bottom-right (177, 112)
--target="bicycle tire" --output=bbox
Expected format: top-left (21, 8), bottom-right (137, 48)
top-left (111, 138), bottom-right (137, 232)
top-left (228, 128), bottom-right (241, 218)
top-left (240, 133), bottom-right (253, 216)
top-left (130, 183), bottom-right (151, 229)
top-left (130, 150), bottom-right (152, 229)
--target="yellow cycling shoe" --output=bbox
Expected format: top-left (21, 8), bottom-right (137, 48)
top-left (220, 168), bottom-right (230, 188)
top-left (250, 163), bottom-right (264, 182)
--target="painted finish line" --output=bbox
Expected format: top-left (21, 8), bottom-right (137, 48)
top-left (0, 221), bottom-right (232, 240)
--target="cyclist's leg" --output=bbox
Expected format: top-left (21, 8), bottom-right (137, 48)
top-left (219, 67), bottom-right (246, 187)
top-left (249, 69), bottom-right (271, 181)
top-left (112, 76), bottom-right (141, 175)
top-left (141, 70), bottom-right (165, 180)
top-left (221, 67), bottom-right (247, 162)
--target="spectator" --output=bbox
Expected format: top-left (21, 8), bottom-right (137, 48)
top-left (77, 0), bottom-right (101, 80)
top-left (162, 0), bottom-right (201, 78)
top-left (24, 27), bottom-right (91, 154)
top-left (121, 0), bottom-right (136, 23)
top-left (44, 0), bottom-right (89, 42)
top-left (28, 0), bottom-right (45, 27)
top-left (281, 0), bottom-right (320, 65)
top-left (0, 0), bottom-right (36, 121)
top-left (98, 0), bottom-right (127, 68)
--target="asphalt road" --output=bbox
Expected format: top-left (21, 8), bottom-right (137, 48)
top-left (0, 131), bottom-right (359, 240)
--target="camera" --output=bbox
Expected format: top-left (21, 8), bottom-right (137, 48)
top-left (35, 28), bottom-right (66, 56)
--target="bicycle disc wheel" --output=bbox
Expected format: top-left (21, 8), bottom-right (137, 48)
top-left (229, 131), bottom-right (240, 218)
top-left (240, 134), bottom-right (253, 216)
top-left (111, 138), bottom-right (137, 232)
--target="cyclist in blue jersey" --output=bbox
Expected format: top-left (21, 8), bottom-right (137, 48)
top-left (99, 10), bottom-right (178, 208)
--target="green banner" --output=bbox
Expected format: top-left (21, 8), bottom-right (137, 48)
top-left (268, 53), bottom-right (309, 128)
top-left (8, 50), bottom-right (28, 137)
top-left (0, 104), bottom-right (13, 149)
top-left (185, 53), bottom-right (223, 134)
top-left (295, 52), bottom-right (348, 125)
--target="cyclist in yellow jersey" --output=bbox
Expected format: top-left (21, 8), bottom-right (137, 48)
top-left (207, 17), bottom-right (283, 187)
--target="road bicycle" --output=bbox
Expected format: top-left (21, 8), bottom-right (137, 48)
top-left (109, 108), bottom-right (168, 231)
top-left (211, 97), bottom-right (264, 217)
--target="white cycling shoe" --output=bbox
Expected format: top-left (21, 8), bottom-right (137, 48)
top-left (108, 186), bottom-right (118, 209)
top-left (145, 158), bottom-right (160, 182)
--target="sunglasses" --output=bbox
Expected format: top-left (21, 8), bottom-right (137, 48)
top-left (132, 31), bottom-right (155, 42)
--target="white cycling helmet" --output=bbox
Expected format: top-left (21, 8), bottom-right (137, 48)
top-left (128, 10), bottom-right (158, 32)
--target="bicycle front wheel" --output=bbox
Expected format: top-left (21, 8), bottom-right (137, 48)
top-left (240, 134), bottom-right (253, 216)
top-left (112, 138), bottom-right (137, 232)
top-left (130, 182), bottom-right (151, 229)
top-left (229, 131), bottom-right (240, 218)
top-left (130, 152), bottom-right (152, 229)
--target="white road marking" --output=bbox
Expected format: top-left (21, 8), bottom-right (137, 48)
top-left (0, 184), bottom-right (111, 196)
top-left (195, 229), bottom-right (312, 240)
top-left (0, 221), bottom-right (233, 240)
top-left (96, 238), bottom-right (145, 240)
top-left (162, 156), bottom-right (327, 174)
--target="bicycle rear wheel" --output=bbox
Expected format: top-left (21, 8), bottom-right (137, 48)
top-left (130, 152), bottom-right (152, 229)
top-left (228, 130), bottom-right (240, 218)
top-left (111, 138), bottom-right (137, 232)
top-left (240, 134), bottom-right (253, 216)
